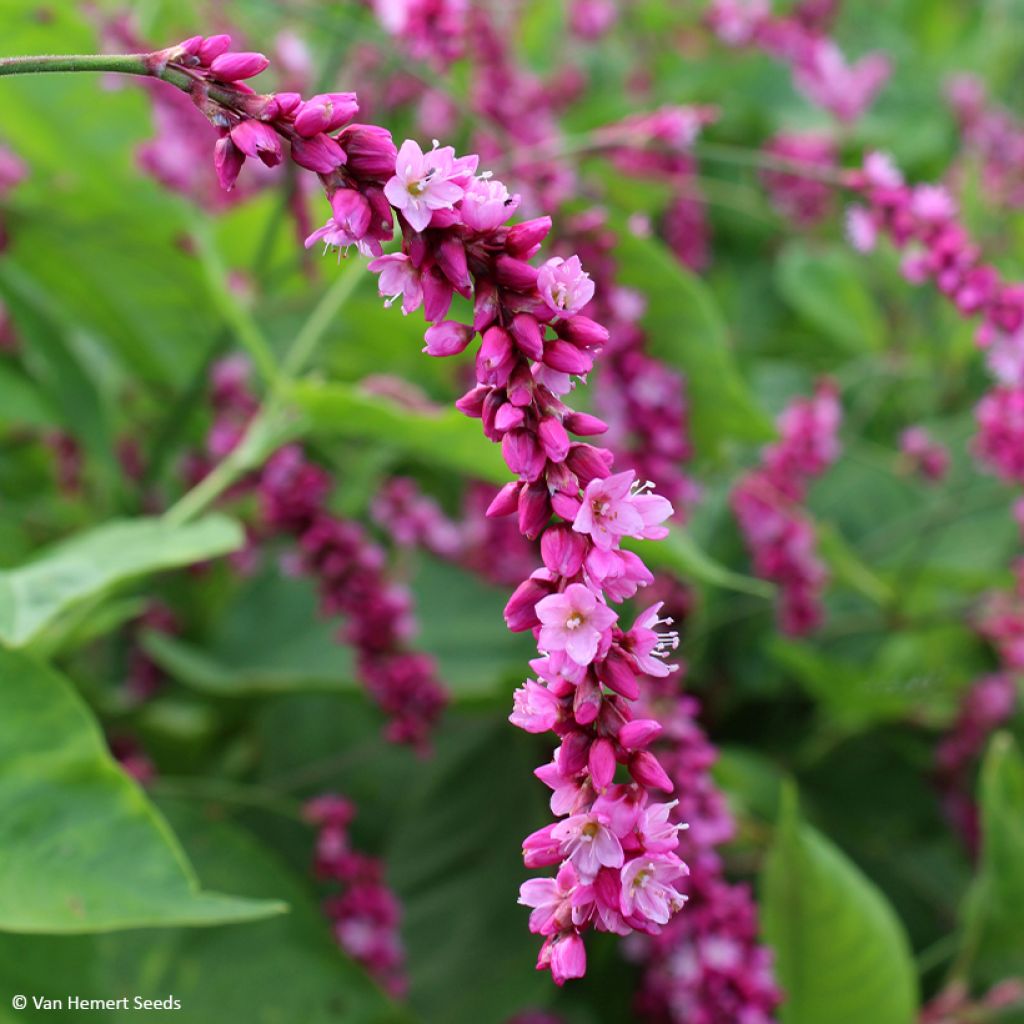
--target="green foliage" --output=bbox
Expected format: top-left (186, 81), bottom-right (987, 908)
top-left (0, 516), bottom-right (243, 649)
top-left (762, 785), bottom-right (919, 1024)
top-left (0, 649), bottom-right (283, 933)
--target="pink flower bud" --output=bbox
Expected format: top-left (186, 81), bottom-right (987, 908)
top-left (179, 36), bottom-right (204, 57)
top-left (229, 119), bottom-right (282, 166)
top-left (293, 92), bottom-right (359, 137)
top-left (477, 326), bottom-right (515, 386)
top-left (573, 673), bottom-right (602, 725)
top-left (486, 481), bottom-right (521, 518)
top-left (268, 91), bottom-right (302, 117)
top-left (566, 443), bottom-right (612, 485)
top-left (618, 719), bottom-right (663, 750)
top-left (494, 402), bottom-right (526, 432)
top-left (506, 216), bottom-right (552, 258)
top-left (510, 313), bottom-right (544, 360)
top-left (538, 417), bottom-right (570, 462)
top-left (502, 429), bottom-right (545, 480)
top-left (547, 932), bottom-right (586, 986)
top-left (291, 133), bottom-right (347, 173)
top-left (629, 750), bottom-right (674, 792)
top-left (455, 385), bottom-right (488, 418)
top-left (588, 738), bottom-right (616, 790)
top-left (337, 124), bottom-right (397, 180)
top-left (435, 237), bottom-right (472, 295)
top-left (422, 267), bottom-right (454, 322)
top-left (198, 34), bottom-right (232, 65)
top-left (473, 278), bottom-right (500, 331)
top-left (518, 484), bottom-right (551, 539)
top-left (213, 134), bottom-right (245, 191)
top-left (596, 648), bottom-right (640, 700)
top-left (564, 411), bottom-right (608, 436)
top-left (541, 524), bottom-right (587, 577)
top-left (423, 320), bottom-right (474, 357)
top-left (559, 315), bottom-right (610, 347)
top-left (557, 731), bottom-right (591, 775)
top-left (523, 824), bottom-right (563, 868)
top-left (507, 364), bottom-right (534, 407)
top-left (551, 491), bottom-right (582, 520)
top-left (209, 51), bottom-right (270, 81)
top-left (504, 576), bottom-right (552, 631)
top-left (495, 255), bottom-right (539, 291)
top-left (543, 339), bottom-right (593, 375)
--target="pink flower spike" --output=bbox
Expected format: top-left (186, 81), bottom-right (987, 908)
top-left (209, 51), bottom-right (270, 81)
top-left (384, 139), bottom-right (467, 232)
top-left (538, 256), bottom-right (595, 317)
top-left (536, 584), bottom-right (617, 666)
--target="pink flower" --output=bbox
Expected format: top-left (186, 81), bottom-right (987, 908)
top-left (538, 256), bottom-right (595, 317)
top-left (619, 854), bottom-right (688, 925)
top-left (622, 603), bottom-right (680, 678)
top-left (538, 931), bottom-right (586, 986)
top-left (384, 139), bottom-right (467, 232)
top-left (519, 862), bottom-right (578, 935)
top-left (573, 471), bottom-right (672, 550)
top-left (510, 681), bottom-right (563, 733)
top-left (305, 189), bottom-right (380, 258)
top-left (461, 176), bottom-right (520, 232)
top-left (552, 812), bottom-right (624, 879)
top-left (536, 583), bottom-right (617, 665)
top-left (368, 253), bottom-right (423, 314)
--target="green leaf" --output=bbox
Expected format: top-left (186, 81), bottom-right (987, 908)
top-left (0, 801), bottom-right (411, 1023)
top-left (775, 242), bottom-right (885, 353)
top-left (0, 649), bottom-right (284, 933)
top-left (958, 732), bottom-right (1024, 987)
top-left (0, 362), bottom-right (60, 429)
top-left (816, 523), bottom-right (894, 606)
top-left (291, 379), bottom-right (508, 483)
top-left (0, 515), bottom-right (243, 648)
top-left (144, 565), bottom-right (357, 697)
top-left (612, 229), bottom-right (773, 453)
top-left (762, 785), bottom-right (918, 1024)
top-left (629, 528), bottom-right (774, 598)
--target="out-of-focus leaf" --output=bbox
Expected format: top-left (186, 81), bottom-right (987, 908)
top-left (762, 785), bottom-right (918, 1024)
top-left (411, 555), bottom-right (535, 700)
top-left (388, 715), bottom-right (554, 1024)
top-left (0, 515), bottom-right (243, 648)
top-left (775, 242), bottom-right (885, 353)
top-left (959, 732), bottom-right (1024, 987)
top-left (0, 362), bottom-right (59, 429)
top-left (0, 801), bottom-right (411, 1023)
top-left (291, 380), bottom-right (507, 483)
top-left (0, 649), bottom-right (283, 933)
top-left (817, 522), bottom-right (894, 606)
top-left (142, 631), bottom-right (358, 697)
top-left (630, 528), bottom-right (774, 598)
top-left (613, 229), bottom-right (774, 453)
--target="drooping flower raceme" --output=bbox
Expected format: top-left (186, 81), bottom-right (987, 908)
top-left (129, 34), bottom-right (688, 980)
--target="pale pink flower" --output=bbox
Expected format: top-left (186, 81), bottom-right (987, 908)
top-left (622, 603), bottom-right (680, 678)
top-left (536, 583), bottom-right (617, 665)
top-left (518, 862), bottom-right (578, 935)
top-left (573, 471), bottom-right (672, 550)
top-left (552, 812), bottom-right (624, 879)
top-left (619, 854), bottom-right (688, 925)
top-left (461, 176), bottom-right (520, 232)
top-left (510, 680), bottom-right (563, 733)
top-left (538, 256), bottom-right (595, 317)
top-left (368, 252), bottom-right (422, 314)
top-left (384, 139), bottom-right (467, 232)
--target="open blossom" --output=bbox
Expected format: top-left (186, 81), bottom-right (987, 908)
top-left (551, 812), bottom-right (624, 879)
top-left (538, 256), bottom-right (596, 317)
top-left (384, 138), bottom-right (469, 231)
top-left (536, 583), bottom-right (618, 665)
top-left (574, 471), bottom-right (673, 550)
top-left (620, 855), bottom-right (689, 925)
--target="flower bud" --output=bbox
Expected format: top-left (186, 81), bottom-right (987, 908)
top-left (588, 737), bottom-right (617, 790)
top-left (566, 443), bottom-right (612, 485)
top-left (473, 278), bottom-right (500, 332)
top-left (422, 266), bottom-right (454, 322)
top-left (291, 133), bottom-right (346, 173)
top-left (573, 673), bottom-right (602, 725)
top-left (494, 402), bottom-right (526, 432)
top-left (510, 313), bottom-right (544, 360)
top-left (596, 648), bottom-right (640, 700)
top-left (230, 120), bottom-right (282, 166)
top-left (486, 481), bottom-right (521, 518)
top-left (198, 34), bottom-right (232, 65)
top-left (337, 124), bottom-right (397, 179)
top-left (294, 92), bottom-right (359, 137)
top-left (557, 731), bottom-right (591, 775)
top-left (502, 429), bottom-right (545, 480)
top-left (518, 483), bottom-right (551, 539)
top-left (629, 750), bottom-right (674, 793)
top-left (543, 339), bottom-right (593, 375)
top-left (506, 216), bottom-right (552, 258)
top-left (423, 320), bottom-right (474, 357)
top-left (435, 237), bottom-right (472, 295)
top-left (538, 416), bottom-right (570, 462)
top-left (541, 524), bottom-right (587, 577)
top-left (564, 411), bottom-right (608, 436)
top-left (210, 51), bottom-right (270, 81)
top-left (618, 719), bottom-right (663, 750)
top-left (504, 576), bottom-right (551, 631)
top-left (213, 135), bottom-right (245, 191)
top-left (495, 255), bottom-right (539, 291)
top-left (558, 315), bottom-right (610, 347)
top-left (455, 385), bottom-right (488, 418)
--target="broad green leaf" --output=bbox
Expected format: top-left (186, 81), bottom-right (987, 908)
top-left (0, 515), bottom-right (243, 648)
top-left (959, 732), bottom-right (1024, 987)
top-left (291, 379), bottom-right (508, 483)
top-left (143, 565), bottom-right (356, 697)
top-left (612, 229), bottom-right (773, 453)
top-left (0, 649), bottom-right (283, 933)
top-left (762, 785), bottom-right (918, 1024)
top-left (629, 528), bottom-right (774, 598)
top-left (775, 242), bottom-right (885, 353)
top-left (0, 801), bottom-right (410, 1023)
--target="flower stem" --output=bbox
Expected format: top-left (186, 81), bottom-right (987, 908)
top-left (0, 53), bottom-right (151, 77)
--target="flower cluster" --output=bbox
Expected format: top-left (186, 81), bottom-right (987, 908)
top-left (946, 73), bottom-right (1024, 211)
top-left (977, 561), bottom-right (1024, 673)
top-left (304, 794), bottom-right (406, 997)
top-left (760, 133), bottom-right (836, 227)
top-left (630, 679), bottom-right (781, 1024)
top-left (731, 380), bottom-right (842, 635)
top-left (199, 355), bottom-right (448, 746)
top-left (134, 30), bottom-right (685, 978)
top-left (707, 0), bottom-right (890, 122)
top-left (369, 0), bottom-right (469, 69)
top-left (899, 426), bottom-right (950, 484)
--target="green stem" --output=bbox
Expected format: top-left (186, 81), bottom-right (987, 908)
top-left (0, 53), bottom-right (152, 77)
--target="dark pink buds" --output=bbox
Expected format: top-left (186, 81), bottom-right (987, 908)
top-left (209, 51), bottom-right (270, 81)
top-left (423, 320), bottom-right (474, 357)
top-left (540, 524), bottom-right (587, 577)
top-left (291, 133), bottom-right (347, 173)
top-left (629, 751), bottom-right (674, 793)
top-left (230, 120), bottom-right (282, 166)
top-left (506, 216), bottom-right (552, 258)
top-left (618, 719), bottom-right (663, 750)
top-left (213, 134), bottom-right (245, 191)
top-left (294, 92), bottom-right (359, 137)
